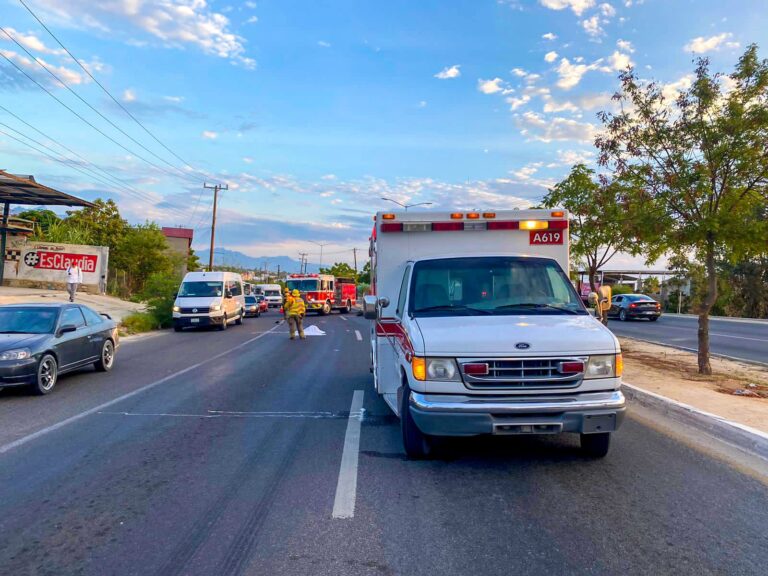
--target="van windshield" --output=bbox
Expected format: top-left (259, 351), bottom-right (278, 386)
top-left (285, 279), bottom-right (320, 292)
top-left (178, 281), bottom-right (223, 298)
top-left (409, 257), bottom-right (586, 317)
top-left (265, 290), bottom-right (281, 297)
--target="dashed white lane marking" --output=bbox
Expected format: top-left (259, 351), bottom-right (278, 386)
top-left (354, 330), bottom-right (363, 341)
top-left (98, 410), bottom-right (349, 419)
top-left (0, 324), bottom-right (282, 456)
top-left (332, 390), bottom-right (365, 519)
top-left (340, 316), bottom-right (348, 322)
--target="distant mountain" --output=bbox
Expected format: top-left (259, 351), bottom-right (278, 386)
top-left (196, 248), bottom-right (320, 274)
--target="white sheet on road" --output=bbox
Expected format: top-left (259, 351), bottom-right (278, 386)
top-left (303, 325), bottom-right (326, 336)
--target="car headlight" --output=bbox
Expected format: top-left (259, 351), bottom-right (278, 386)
top-left (0, 348), bottom-right (32, 361)
top-left (412, 357), bottom-right (461, 381)
top-left (250, 305), bottom-right (257, 311)
top-left (210, 303), bottom-right (221, 312)
top-left (172, 305), bottom-right (180, 312)
top-left (585, 354), bottom-right (622, 379)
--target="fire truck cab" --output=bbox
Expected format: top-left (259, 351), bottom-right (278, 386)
top-left (285, 273), bottom-right (357, 315)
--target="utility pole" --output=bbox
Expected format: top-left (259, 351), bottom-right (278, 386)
top-left (298, 252), bottom-right (308, 274)
top-left (352, 247), bottom-right (358, 276)
top-left (204, 182), bottom-right (228, 271)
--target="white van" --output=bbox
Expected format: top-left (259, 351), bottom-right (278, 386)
top-left (256, 284), bottom-right (282, 308)
top-left (173, 271), bottom-right (246, 331)
top-left (364, 209), bottom-right (625, 459)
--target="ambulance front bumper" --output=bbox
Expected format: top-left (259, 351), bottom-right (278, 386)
top-left (408, 390), bottom-right (625, 436)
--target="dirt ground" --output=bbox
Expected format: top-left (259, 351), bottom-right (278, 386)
top-left (620, 337), bottom-right (768, 433)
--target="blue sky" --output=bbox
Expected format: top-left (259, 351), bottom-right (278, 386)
top-left (1, 0), bottom-right (766, 266)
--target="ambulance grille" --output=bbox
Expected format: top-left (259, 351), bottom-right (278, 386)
top-left (459, 357), bottom-right (585, 390)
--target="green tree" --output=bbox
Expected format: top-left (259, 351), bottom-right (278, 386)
top-left (544, 164), bottom-right (638, 293)
top-left (357, 261), bottom-right (371, 284)
top-left (187, 248), bottom-right (202, 272)
top-left (640, 277), bottom-right (660, 295)
top-left (115, 223), bottom-right (179, 295)
top-left (65, 198), bottom-right (128, 249)
top-left (16, 208), bottom-right (61, 237)
top-left (319, 262), bottom-right (358, 279)
top-left (596, 46), bottom-right (768, 374)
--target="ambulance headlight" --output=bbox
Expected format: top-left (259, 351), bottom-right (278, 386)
top-left (585, 354), bottom-right (621, 379)
top-left (425, 358), bottom-right (460, 381)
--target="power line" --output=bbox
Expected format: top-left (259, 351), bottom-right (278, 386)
top-left (0, 106), bottom-right (185, 214)
top-left (16, 0), bottom-right (212, 184)
top-left (0, 31), bottom-right (199, 186)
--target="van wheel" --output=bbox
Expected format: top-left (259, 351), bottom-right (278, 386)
top-left (31, 354), bottom-right (58, 395)
top-left (580, 432), bottom-right (611, 457)
top-left (341, 300), bottom-right (352, 314)
top-left (235, 311), bottom-right (243, 325)
top-left (400, 382), bottom-right (433, 459)
top-left (219, 314), bottom-right (228, 331)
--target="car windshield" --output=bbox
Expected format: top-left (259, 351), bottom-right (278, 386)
top-left (0, 307), bottom-right (58, 334)
top-left (178, 281), bottom-right (223, 297)
top-left (245, 296), bottom-right (257, 304)
top-left (410, 257), bottom-right (586, 317)
top-left (285, 279), bottom-right (320, 292)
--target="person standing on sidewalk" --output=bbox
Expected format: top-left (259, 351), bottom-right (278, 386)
top-left (66, 263), bottom-right (83, 302)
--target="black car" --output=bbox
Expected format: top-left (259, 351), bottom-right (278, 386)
top-left (0, 303), bottom-right (118, 395)
top-left (244, 295), bottom-right (261, 318)
top-left (608, 293), bottom-right (662, 321)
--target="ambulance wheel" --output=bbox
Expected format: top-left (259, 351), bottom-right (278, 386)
top-left (340, 300), bottom-right (352, 314)
top-left (400, 380), bottom-right (433, 459)
top-left (580, 432), bottom-right (611, 458)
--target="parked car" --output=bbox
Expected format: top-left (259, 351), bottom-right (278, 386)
top-left (608, 294), bottom-right (661, 321)
top-left (0, 303), bottom-right (118, 395)
top-left (244, 295), bottom-right (261, 318)
top-left (257, 294), bottom-right (268, 313)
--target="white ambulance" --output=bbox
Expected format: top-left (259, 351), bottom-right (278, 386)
top-left (364, 209), bottom-right (625, 458)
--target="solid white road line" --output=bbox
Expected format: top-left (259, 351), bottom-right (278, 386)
top-left (332, 390), bottom-right (364, 519)
top-left (709, 332), bottom-right (768, 342)
top-left (0, 324), bottom-right (282, 456)
top-left (354, 330), bottom-right (363, 341)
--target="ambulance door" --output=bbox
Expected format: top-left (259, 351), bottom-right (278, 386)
top-left (375, 265), bottom-right (410, 400)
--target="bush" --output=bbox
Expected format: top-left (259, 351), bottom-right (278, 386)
top-left (121, 312), bottom-right (156, 334)
top-left (141, 272), bottom-right (181, 329)
top-left (611, 284), bottom-right (634, 295)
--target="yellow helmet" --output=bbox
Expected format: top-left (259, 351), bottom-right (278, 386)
top-left (291, 289), bottom-right (300, 297)
top-left (284, 287), bottom-right (290, 294)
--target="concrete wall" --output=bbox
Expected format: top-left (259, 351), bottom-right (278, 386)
top-left (3, 238), bottom-right (109, 294)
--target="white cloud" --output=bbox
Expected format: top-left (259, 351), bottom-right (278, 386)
top-left (599, 3), bottom-right (616, 17)
top-left (245, 1), bottom-right (257, 7)
top-left (616, 39), bottom-right (634, 52)
top-left (317, 40), bottom-right (331, 48)
top-left (605, 50), bottom-right (633, 70)
top-left (242, 157), bottom-right (254, 164)
top-left (0, 48), bottom-right (89, 87)
top-left (164, 95), bottom-right (184, 103)
top-left (477, 78), bottom-right (506, 94)
top-left (511, 67), bottom-right (528, 77)
top-left (542, 32), bottom-right (558, 40)
top-left (552, 149), bottom-right (595, 166)
top-left (555, 57), bottom-right (600, 90)
top-left (1, 27), bottom-right (64, 56)
top-left (539, 0), bottom-right (595, 17)
top-left (581, 15), bottom-right (603, 38)
top-left (684, 33), bottom-right (740, 53)
top-left (511, 162), bottom-right (544, 180)
top-left (202, 130), bottom-right (218, 140)
top-left (122, 88), bottom-right (137, 102)
top-left (418, 100), bottom-right (428, 108)
top-left (321, 174), bottom-right (337, 180)
top-left (434, 64), bottom-right (461, 79)
top-left (661, 74), bottom-right (694, 102)
top-left (543, 98), bottom-right (579, 113)
top-left (246, 16), bottom-right (259, 24)
top-left (28, 0), bottom-right (254, 68)
top-left (515, 111), bottom-right (597, 143)
top-left (506, 94), bottom-right (532, 110)
top-left (544, 50), bottom-right (559, 63)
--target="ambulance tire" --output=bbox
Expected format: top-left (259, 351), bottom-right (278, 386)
top-left (340, 300), bottom-right (352, 314)
top-left (400, 379), bottom-right (434, 459)
top-left (580, 432), bottom-right (611, 458)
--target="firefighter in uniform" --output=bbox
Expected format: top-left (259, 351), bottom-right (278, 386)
top-left (282, 287), bottom-right (291, 320)
top-left (287, 289), bottom-right (306, 340)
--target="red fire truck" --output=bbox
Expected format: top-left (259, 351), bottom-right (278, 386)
top-left (284, 273), bottom-right (357, 315)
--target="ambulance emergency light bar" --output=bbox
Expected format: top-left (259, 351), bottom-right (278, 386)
top-left (379, 211), bottom-right (568, 233)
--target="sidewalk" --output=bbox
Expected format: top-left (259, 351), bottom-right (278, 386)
top-left (0, 287), bottom-right (144, 323)
top-left (620, 337), bottom-right (768, 434)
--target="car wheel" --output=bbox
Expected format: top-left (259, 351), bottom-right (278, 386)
top-left (400, 380), bottom-right (433, 459)
top-left (580, 432), bottom-right (611, 457)
top-left (619, 309), bottom-right (628, 322)
top-left (649, 316), bottom-right (659, 322)
top-left (94, 339), bottom-right (115, 372)
top-left (31, 354), bottom-right (58, 395)
top-left (219, 314), bottom-right (228, 331)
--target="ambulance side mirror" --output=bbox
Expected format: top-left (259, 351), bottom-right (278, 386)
top-left (363, 295), bottom-right (378, 319)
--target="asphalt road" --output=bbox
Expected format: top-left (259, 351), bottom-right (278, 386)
top-left (608, 313), bottom-right (768, 365)
top-left (1, 312), bottom-right (767, 575)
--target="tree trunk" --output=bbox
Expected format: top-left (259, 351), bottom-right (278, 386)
top-left (697, 236), bottom-right (717, 375)
top-left (588, 266), bottom-right (597, 293)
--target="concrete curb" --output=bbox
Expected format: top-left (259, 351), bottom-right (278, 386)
top-left (622, 382), bottom-right (768, 461)
top-left (663, 313), bottom-right (768, 325)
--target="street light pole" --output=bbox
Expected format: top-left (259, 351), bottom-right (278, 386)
top-left (309, 241), bottom-right (331, 270)
top-left (380, 197), bottom-right (433, 211)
